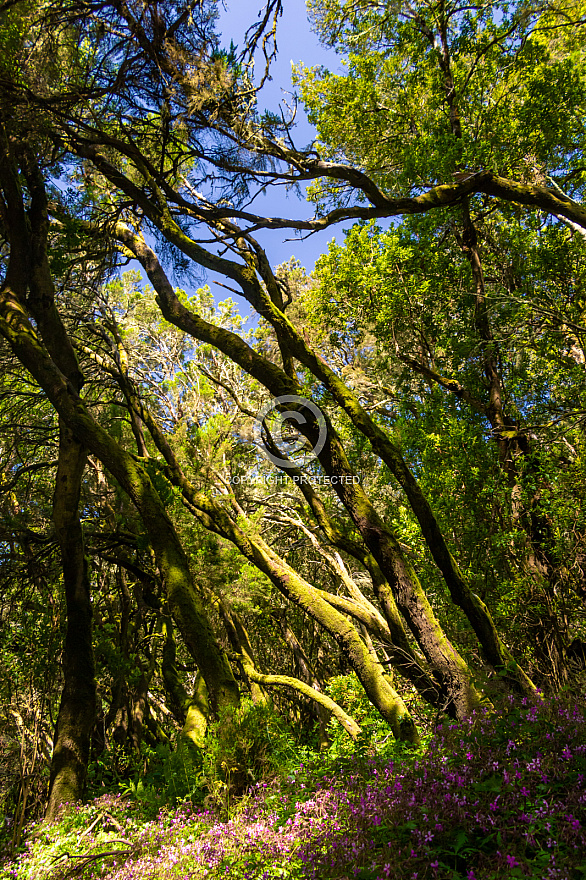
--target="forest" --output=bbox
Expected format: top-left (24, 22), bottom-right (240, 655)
top-left (1, 0), bottom-right (586, 878)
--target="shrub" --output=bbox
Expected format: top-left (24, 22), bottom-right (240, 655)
top-left (4, 696), bottom-right (586, 880)
top-left (202, 699), bottom-right (298, 815)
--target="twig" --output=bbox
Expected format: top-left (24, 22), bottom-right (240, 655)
top-left (52, 845), bottom-right (133, 879)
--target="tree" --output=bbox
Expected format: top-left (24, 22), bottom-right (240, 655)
top-left (2, 0), bottom-right (586, 817)
top-left (299, 0), bottom-right (586, 684)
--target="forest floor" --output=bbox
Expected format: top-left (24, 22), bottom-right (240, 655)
top-left (2, 696), bottom-right (586, 880)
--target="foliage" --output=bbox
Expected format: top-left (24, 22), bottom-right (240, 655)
top-left (4, 697), bottom-right (586, 880)
top-left (200, 701), bottom-right (298, 816)
top-left (299, 0), bottom-right (586, 197)
top-left (83, 700), bottom-right (301, 823)
top-left (324, 673), bottom-right (434, 762)
top-left (3, 0), bottom-right (586, 849)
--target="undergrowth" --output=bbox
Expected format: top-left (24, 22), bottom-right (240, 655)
top-left (1, 687), bottom-right (585, 880)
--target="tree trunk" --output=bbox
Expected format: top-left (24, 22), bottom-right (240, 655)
top-left (46, 424), bottom-right (96, 821)
top-left (0, 282), bottom-right (240, 716)
top-left (219, 597), bottom-right (268, 706)
top-left (161, 616), bottom-right (209, 748)
top-left (121, 385), bottom-right (420, 741)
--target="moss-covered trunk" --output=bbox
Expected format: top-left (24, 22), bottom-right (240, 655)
top-left (119, 386), bottom-right (418, 740)
top-left (45, 424), bottom-right (96, 821)
top-left (0, 272), bottom-right (240, 722)
top-left (161, 616), bottom-right (209, 748)
top-left (302, 424), bottom-right (485, 718)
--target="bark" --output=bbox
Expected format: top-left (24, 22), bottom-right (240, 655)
top-left (270, 509), bottom-right (442, 708)
top-left (457, 195), bottom-right (563, 685)
top-left (129, 636), bottom-right (158, 753)
top-left (11, 149), bottom-right (99, 820)
top-left (300, 417), bottom-right (485, 718)
top-left (274, 357), bottom-right (530, 697)
top-left (103, 229), bottom-right (516, 698)
top-left (1, 299), bottom-right (240, 717)
top-left (397, 212), bottom-right (559, 689)
top-left (461, 213), bottom-right (566, 684)
top-left (45, 424), bottom-right (96, 821)
top-left (78, 142), bottom-right (586, 251)
top-left (312, 585), bottom-right (443, 708)
top-left (234, 68), bottom-right (534, 701)
top-left (189, 495), bottom-right (420, 741)
top-left (106, 31), bottom-right (532, 700)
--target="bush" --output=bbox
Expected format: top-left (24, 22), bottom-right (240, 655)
top-left (202, 699), bottom-right (298, 815)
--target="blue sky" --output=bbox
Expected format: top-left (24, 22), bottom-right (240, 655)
top-left (213, 1), bottom-right (343, 282)
top-left (128, 3), bottom-right (345, 316)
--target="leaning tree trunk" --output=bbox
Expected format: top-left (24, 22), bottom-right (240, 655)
top-left (193, 494), bottom-right (420, 743)
top-left (0, 141), bottom-right (99, 820)
top-left (0, 142), bottom-right (241, 723)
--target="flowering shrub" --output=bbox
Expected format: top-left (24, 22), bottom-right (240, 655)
top-left (293, 697), bottom-right (586, 879)
top-left (2, 697), bottom-right (585, 880)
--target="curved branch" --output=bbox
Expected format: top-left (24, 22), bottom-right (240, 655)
top-left (238, 654), bottom-right (361, 740)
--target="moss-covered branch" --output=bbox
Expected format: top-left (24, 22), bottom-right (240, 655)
top-left (238, 656), bottom-right (362, 740)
